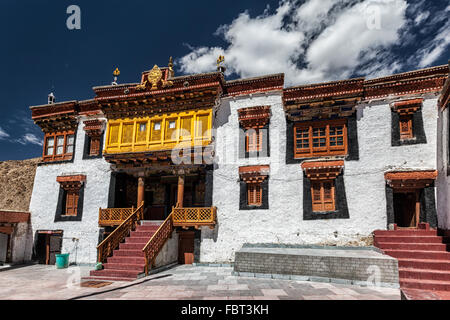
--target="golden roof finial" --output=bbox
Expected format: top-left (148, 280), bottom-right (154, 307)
top-left (168, 56), bottom-right (174, 78)
top-left (217, 55), bottom-right (226, 73)
top-left (112, 67), bottom-right (120, 85)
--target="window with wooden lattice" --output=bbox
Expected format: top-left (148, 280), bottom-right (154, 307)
top-left (43, 131), bottom-right (75, 162)
top-left (64, 191), bottom-right (79, 216)
top-left (311, 180), bottom-right (335, 212)
top-left (246, 129), bottom-right (263, 152)
top-left (89, 137), bottom-right (101, 156)
top-left (294, 119), bottom-right (347, 158)
top-left (247, 183), bottom-right (262, 206)
top-left (399, 115), bottom-right (413, 140)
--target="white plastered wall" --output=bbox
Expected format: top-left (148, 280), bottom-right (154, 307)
top-left (29, 116), bottom-right (111, 264)
top-left (201, 92), bottom-right (440, 263)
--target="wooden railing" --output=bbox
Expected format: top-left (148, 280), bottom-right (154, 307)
top-left (142, 210), bottom-right (174, 276)
top-left (98, 207), bottom-right (135, 226)
top-left (97, 202), bottom-right (144, 263)
top-left (172, 207), bottom-right (217, 229)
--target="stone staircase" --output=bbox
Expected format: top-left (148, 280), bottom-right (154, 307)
top-left (83, 221), bottom-right (162, 282)
top-left (374, 225), bottom-right (450, 294)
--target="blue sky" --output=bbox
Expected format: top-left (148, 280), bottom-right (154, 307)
top-left (0, 0), bottom-right (449, 161)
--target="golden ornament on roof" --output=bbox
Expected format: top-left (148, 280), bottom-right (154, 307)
top-left (217, 55), bottom-right (225, 67)
top-left (113, 68), bottom-right (120, 77)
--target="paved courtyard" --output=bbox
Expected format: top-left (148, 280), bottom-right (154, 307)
top-left (0, 264), bottom-right (401, 300)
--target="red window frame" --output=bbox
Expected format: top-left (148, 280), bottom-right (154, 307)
top-left (399, 115), bottom-right (413, 140)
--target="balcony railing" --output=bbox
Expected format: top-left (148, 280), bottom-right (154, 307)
top-left (172, 207), bottom-right (217, 229)
top-left (98, 207), bottom-right (135, 226)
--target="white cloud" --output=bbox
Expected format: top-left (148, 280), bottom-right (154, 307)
top-left (178, 0), bottom-right (450, 86)
top-left (17, 133), bottom-right (43, 146)
top-left (0, 127), bottom-right (10, 140)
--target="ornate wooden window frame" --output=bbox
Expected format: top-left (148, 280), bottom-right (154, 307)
top-left (239, 165), bottom-right (269, 210)
top-left (393, 99), bottom-right (422, 141)
top-left (43, 131), bottom-right (75, 162)
top-left (294, 119), bottom-right (348, 159)
top-left (83, 119), bottom-right (104, 158)
top-left (55, 175), bottom-right (86, 221)
top-left (238, 106), bottom-right (271, 158)
top-left (302, 161), bottom-right (349, 218)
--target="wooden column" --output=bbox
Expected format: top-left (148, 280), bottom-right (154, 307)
top-left (137, 176), bottom-right (145, 207)
top-left (177, 175), bottom-right (185, 208)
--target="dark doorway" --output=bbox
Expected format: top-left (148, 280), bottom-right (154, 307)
top-left (178, 231), bottom-right (195, 264)
top-left (35, 232), bottom-right (63, 265)
top-left (393, 191), bottom-right (420, 228)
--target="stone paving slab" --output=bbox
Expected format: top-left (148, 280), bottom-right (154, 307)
top-left (0, 264), bottom-right (402, 300)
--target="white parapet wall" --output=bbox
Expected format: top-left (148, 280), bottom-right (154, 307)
top-left (201, 92), bottom-right (440, 263)
top-left (29, 116), bottom-right (111, 265)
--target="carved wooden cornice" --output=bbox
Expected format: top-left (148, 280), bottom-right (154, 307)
top-left (56, 175), bottom-right (86, 191)
top-left (301, 160), bottom-right (344, 180)
top-left (237, 106), bottom-right (271, 129)
top-left (385, 170), bottom-right (437, 189)
top-left (392, 99), bottom-right (423, 115)
top-left (239, 165), bottom-right (270, 183)
top-left (83, 119), bottom-right (104, 137)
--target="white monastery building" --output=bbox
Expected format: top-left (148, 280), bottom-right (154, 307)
top-left (26, 58), bottom-right (450, 281)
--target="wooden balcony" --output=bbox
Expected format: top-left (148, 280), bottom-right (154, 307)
top-left (98, 207), bottom-right (135, 227)
top-left (172, 207), bottom-right (217, 229)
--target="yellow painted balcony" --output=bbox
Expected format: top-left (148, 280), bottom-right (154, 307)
top-left (172, 207), bottom-right (217, 229)
top-left (98, 207), bottom-right (135, 226)
top-left (104, 108), bottom-right (213, 154)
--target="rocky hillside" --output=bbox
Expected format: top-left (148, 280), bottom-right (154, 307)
top-left (0, 158), bottom-right (40, 212)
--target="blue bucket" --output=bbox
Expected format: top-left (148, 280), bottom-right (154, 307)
top-left (55, 253), bottom-right (70, 269)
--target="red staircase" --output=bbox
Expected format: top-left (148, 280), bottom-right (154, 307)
top-left (374, 225), bottom-right (450, 294)
top-left (84, 221), bottom-right (162, 282)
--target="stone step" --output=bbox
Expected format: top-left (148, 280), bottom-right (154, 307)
top-left (374, 230), bottom-right (437, 236)
top-left (375, 242), bottom-right (448, 251)
top-left (103, 262), bottom-right (144, 271)
top-left (374, 236), bottom-right (444, 244)
top-left (399, 268), bottom-right (450, 282)
top-left (90, 268), bottom-right (142, 279)
top-left (400, 278), bottom-right (450, 291)
top-left (113, 249), bottom-right (145, 257)
top-left (384, 249), bottom-right (450, 260)
top-left (397, 258), bottom-right (450, 271)
top-left (107, 256), bottom-right (146, 265)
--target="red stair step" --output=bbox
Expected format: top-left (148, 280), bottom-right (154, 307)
top-left (113, 249), bottom-right (145, 257)
top-left (82, 276), bottom-right (136, 282)
top-left (90, 269), bottom-right (142, 278)
top-left (131, 231), bottom-right (156, 238)
top-left (399, 268), bottom-right (450, 281)
top-left (375, 236), bottom-right (443, 244)
top-left (397, 258), bottom-right (450, 271)
top-left (374, 230), bottom-right (437, 236)
top-left (375, 242), bottom-right (447, 251)
top-left (107, 256), bottom-right (146, 264)
top-left (400, 278), bottom-right (450, 291)
top-left (120, 242), bottom-right (146, 250)
top-left (103, 263), bottom-right (144, 271)
top-left (126, 237), bottom-right (150, 244)
top-left (135, 226), bottom-right (159, 232)
top-left (384, 249), bottom-right (450, 260)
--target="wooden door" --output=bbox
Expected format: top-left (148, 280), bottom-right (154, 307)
top-left (178, 232), bottom-right (195, 264)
